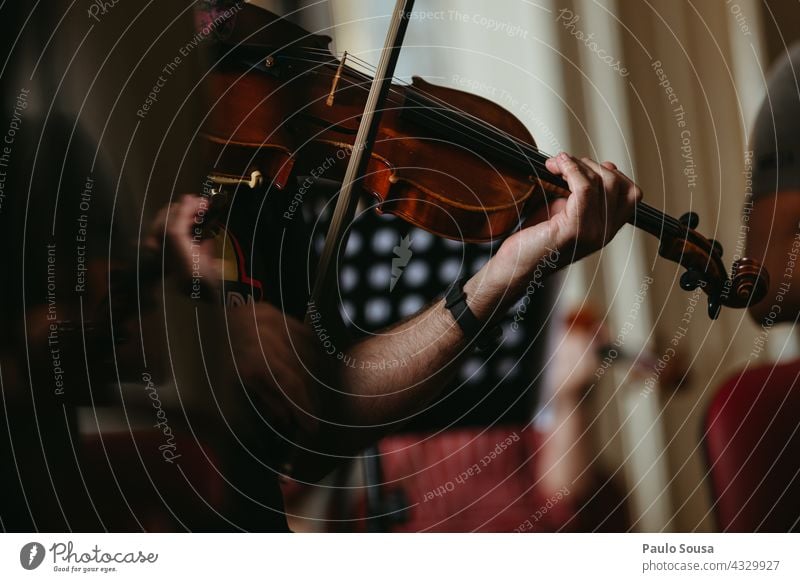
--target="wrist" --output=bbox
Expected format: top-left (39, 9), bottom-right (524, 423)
top-left (466, 246), bottom-right (558, 319)
top-left (445, 277), bottom-right (503, 351)
top-left (462, 260), bottom-right (510, 322)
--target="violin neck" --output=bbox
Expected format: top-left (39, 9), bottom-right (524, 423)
top-left (629, 202), bottom-right (685, 240)
top-left (523, 159), bottom-right (686, 243)
top-left (532, 168), bottom-right (685, 243)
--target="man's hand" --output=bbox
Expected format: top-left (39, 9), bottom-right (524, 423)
top-left (466, 153), bottom-right (642, 317)
top-left (144, 194), bottom-right (221, 296)
top-left (539, 154), bottom-right (642, 259)
top-left (509, 153), bottom-right (640, 265)
top-left (145, 196), bottom-right (324, 442)
top-left (227, 303), bottom-right (324, 441)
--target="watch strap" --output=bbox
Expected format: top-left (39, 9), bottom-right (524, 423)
top-left (444, 277), bottom-right (502, 352)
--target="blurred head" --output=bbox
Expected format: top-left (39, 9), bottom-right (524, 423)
top-left (746, 43), bottom-right (800, 324)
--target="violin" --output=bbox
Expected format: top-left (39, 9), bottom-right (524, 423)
top-left (202, 4), bottom-right (767, 319)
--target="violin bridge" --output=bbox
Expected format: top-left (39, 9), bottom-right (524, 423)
top-left (326, 51), bottom-right (348, 107)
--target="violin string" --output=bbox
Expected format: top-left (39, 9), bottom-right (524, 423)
top-left (283, 53), bottom-right (577, 189)
top-left (279, 50), bottom-right (683, 235)
top-left (297, 49), bottom-right (556, 166)
top-left (282, 50), bottom-right (563, 173)
top-left (289, 52), bottom-right (585, 171)
top-left (299, 49), bottom-right (633, 175)
top-left (273, 48), bottom-right (684, 235)
top-left (300, 48), bottom-right (574, 175)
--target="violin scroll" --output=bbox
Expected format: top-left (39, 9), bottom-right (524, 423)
top-left (657, 210), bottom-right (769, 319)
top-left (723, 257), bottom-right (770, 309)
top-left (700, 257), bottom-right (768, 320)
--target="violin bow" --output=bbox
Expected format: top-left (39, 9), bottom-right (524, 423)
top-left (305, 0), bottom-right (416, 324)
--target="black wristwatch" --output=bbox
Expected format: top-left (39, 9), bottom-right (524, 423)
top-left (444, 277), bottom-right (503, 352)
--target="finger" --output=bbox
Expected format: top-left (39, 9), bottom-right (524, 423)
top-left (555, 153), bottom-right (594, 199)
top-left (170, 195), bottom-right (208, 236)
top-left (160, 196), bottom-right (194, 247)
top-left (547, 155), bottom-right (601, 188)
top-left (520, 197), bottom-right (567, 228)
top-left (143, 203), bottom-right (174, 252)
top-left (168, 195), bottom-right (211, 263)
top-left (580, 157), bottom-right (620, 196)
top-left (625, 182), bottom-right (644, 211)
top-left (593, 164), bottom-right (643, 208)
top-left (573, 156), bottom-right (600, 182)
top-left (588, 160), bottom-right (643, 219)
top-left (582, 157), bottom-right (624, 175)
top-left (546, 154), bottom-right (598, 182)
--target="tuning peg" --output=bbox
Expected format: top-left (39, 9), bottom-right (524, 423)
top-left (680, 269), bottom-right (704, 291)
top-left (679, 211), bottom-right (700, 229)
top-left (707, 296), bottom-right (722, 320)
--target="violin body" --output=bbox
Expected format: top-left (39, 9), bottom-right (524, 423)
top-left (301, 75), bottom-right (541, 242)
top-left (205, 29), bottom-right (543, 241)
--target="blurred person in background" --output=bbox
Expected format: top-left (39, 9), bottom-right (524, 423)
top-left (746, 43), bottom-right (800, 324)
top-left (701, 42), bottom-right (800, 533)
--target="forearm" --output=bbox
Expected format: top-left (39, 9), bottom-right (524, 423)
top-left (334, 243), bottom-right (548, 420)
top-left (291, 153), bottom-right (641, 478)
top-left (298, 245), bottom-right (552, 466)
top-left (334, 299), bottom-right (460, 423)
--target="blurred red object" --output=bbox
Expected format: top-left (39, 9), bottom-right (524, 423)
top-left (373, 425), bottom-right (628, 532)
top-left (704, 360), bottom-right (800, 531)
top-left (80, 431), bottom-right (225, 531)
